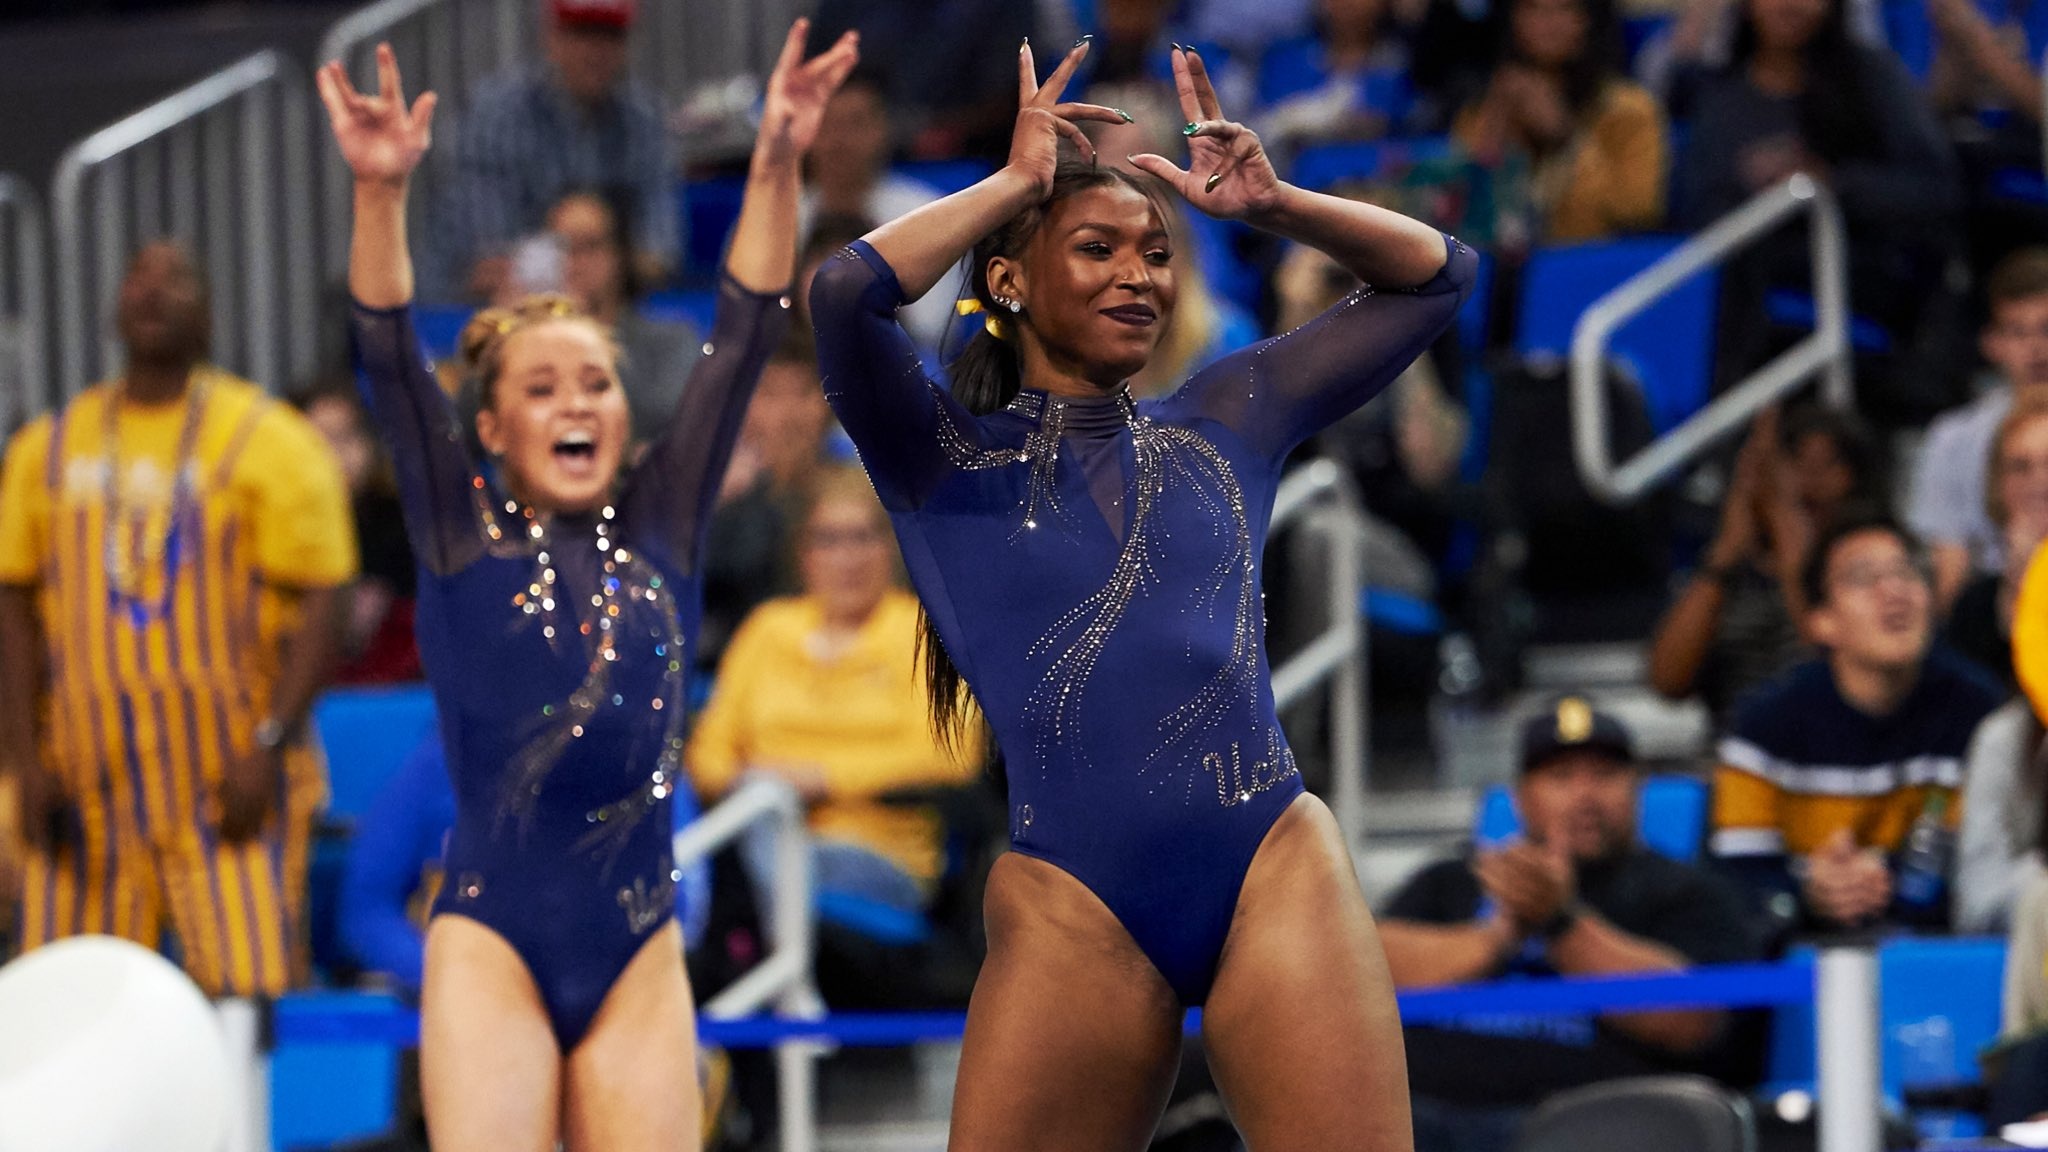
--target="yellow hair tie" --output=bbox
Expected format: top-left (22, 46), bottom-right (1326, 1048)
top-left (958, 297), bottom-right (1009, 341)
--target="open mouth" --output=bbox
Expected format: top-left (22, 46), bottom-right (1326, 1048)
top-left (1101, 304), bottom-right (1157, 328)
top-left (553, 429), bottom-right (599, 467)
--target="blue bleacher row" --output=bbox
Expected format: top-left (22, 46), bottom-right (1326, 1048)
top-left (272, 687), bottom-right (2013, 1149)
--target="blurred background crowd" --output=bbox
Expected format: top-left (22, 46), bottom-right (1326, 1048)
top-left (4, 0), bottom-right (2048, 1149)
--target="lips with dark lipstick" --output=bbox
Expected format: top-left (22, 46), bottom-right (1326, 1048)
top-left (1101, 304), bottom-right (1157, 328)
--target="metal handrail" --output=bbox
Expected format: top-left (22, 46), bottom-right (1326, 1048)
top-left (1571, 175), bottom-right (1851, 505)
top-left (0, 174), bottom-right (47, 431)
top-left (1269, 458), bottom-right (1370, 852)
top-left (673, 776), bottom-right (823, 1152)
top-left (52, 49), bottom-right (316, 398)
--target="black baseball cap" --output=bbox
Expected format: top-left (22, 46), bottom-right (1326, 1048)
top-left (1519, 696), bottom-right (1634, 773)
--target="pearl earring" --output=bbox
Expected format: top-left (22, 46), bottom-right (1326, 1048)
top-left (1007, 300), bottom-right (1023, 313)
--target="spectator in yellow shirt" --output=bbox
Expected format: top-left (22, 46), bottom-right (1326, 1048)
top-left (0, 241), bottom-right (355, 996)
top-left (689, 464), bottom-right (974, 916)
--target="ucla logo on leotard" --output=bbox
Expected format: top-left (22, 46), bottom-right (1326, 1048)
top-left (1201, 728), bottom-right (1301, 808)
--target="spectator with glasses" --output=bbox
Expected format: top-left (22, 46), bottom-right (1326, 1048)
top-left (1710, 511), bottom-right (2003, 935)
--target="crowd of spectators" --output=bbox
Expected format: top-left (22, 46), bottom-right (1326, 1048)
top-left (10, 0), bottom-right (2048, 1145)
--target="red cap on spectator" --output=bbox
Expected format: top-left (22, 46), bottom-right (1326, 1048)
top-left (551, 0), bottom-right (635, 28)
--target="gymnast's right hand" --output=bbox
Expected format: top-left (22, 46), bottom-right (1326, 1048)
top-left (1006, 39), bottom-right (1127, 199)
top-left (317, 42), bottom-right (439, 187)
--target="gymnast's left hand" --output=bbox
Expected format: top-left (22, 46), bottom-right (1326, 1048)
top-left (216, 746), bottom-right (282, 844)
top-left (754, 18), bottom-right (861, 170)
top-left (1128, 46), bottom-right (1284, 223)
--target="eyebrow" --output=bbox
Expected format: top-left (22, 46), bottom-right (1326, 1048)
top-left (1066, 221), bottom-right (1173, 242)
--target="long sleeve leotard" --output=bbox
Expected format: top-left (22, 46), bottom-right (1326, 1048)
top-left (811, 234), bottom-right (1474, 1001)
top-left (350, 278), bottom-right (788, 1046)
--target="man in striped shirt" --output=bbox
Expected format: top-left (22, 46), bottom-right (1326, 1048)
top-left (0, 241), bottom-right (354, 996)
top-left (1711, 510), bottom-right (2004, 933)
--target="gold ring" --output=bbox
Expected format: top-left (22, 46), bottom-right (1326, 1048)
top-left (1204, 173), bottom-right (1224, 194)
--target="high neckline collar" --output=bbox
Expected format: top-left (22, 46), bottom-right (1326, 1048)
top-left (1006, 385), bottom-right (1137, 437)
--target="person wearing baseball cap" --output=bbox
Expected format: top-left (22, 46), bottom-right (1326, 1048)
top-left (1376, 696), bottom-right (1758, 1150)
top-left (438, 0), bottom-right (675, 303)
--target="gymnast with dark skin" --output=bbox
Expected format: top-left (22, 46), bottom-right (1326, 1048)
top-left (810, 39), bottom-right (1474, 1151)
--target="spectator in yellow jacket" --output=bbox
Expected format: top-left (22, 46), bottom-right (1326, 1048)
top-left (689, 464), bottom-right (974, 915)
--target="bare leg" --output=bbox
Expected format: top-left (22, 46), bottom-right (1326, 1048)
top-left (1203, 794), bottom-right (1414, 1152)
top-left (420, 914), bottom-right (563, 1152)
top-left (561, 921), bottom-right (702, 1151)
top-left (947, 853), bottom-right (1185, 1152)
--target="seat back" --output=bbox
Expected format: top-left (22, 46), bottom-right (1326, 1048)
top-left (1477, 773), bottom-right (1708, 861)
top-left (1514, 1075), bottom-right (1755, 1152)
top-left (313, 684), bottom-right (440, 825)
top-left (1516, 237), bottom-right (1718, 435)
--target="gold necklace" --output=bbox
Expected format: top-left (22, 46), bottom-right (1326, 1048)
top-left (101, 369), bottom-right (211, 626)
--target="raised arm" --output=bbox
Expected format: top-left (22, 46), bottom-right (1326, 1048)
top-left (624, 20), bottom-right (857, 574)
top-left (318, 47), bottom-right (482, 577)
top-left (814, 41), bottom-right (1124, 509)
top-left (1134, 48), bottom-right (1471, 463)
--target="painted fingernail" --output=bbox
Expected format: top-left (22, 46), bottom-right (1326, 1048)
top-left (1183, 122), bottom-right (1202, 136)
top-left (1115, 108), bottom-right (1134, 123)
top-left (1171, 41), bottom-right (1184, 51)
top-left (1074, 35), bottom-right (1093, 48)
top-left (1205, 173), bottom-right (1224, 193)
top-left (1020, 36), bottom-right (1029, 51)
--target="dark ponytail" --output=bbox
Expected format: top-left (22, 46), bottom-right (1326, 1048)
top-left (917, 161), bottom-right (1174, 772)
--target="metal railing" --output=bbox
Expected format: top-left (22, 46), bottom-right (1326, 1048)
top-left (1269, 458), bottom-right (1370, 852)
top-left (0, 175), bottom-right (47, 432)
top-left (1570, 175), bottom-right (1851, 504)
top-left (52, 50), bottom-right (318, 399)
top-left (673, 775), bottom-right (824, 1152)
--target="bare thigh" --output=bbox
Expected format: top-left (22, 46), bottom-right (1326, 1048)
top-left (948, 853), bottom-right (1185, 1152)
top-left (558, 921), bottom-right (700, 1151)
top-left (420, 914), bottom-right (563, 1152)
top-left (1203, 794), bottom-right (1414, 1152)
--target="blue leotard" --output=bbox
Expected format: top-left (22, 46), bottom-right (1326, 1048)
top-left (811, 235), bottom-right (1473, 1003)
top-left (350, 278), bottom-right (787, 1048)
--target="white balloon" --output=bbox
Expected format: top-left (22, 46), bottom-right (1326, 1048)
top-left (0, 937), bottom-right (230, 1152)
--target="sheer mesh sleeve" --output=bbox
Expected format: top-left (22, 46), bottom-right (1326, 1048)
top-left (1169, 234), bottom-right (1476, 468)
top-left (810, 241), bottom-right (977, 511)
top-left (619, 275), bottom-right (790, 577)
top-left (350, 302), bottom-right (487, 578)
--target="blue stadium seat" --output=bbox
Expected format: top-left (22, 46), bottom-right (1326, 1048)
top-left (410, 304), bottom-right (472, 362)
top-left (1475, 774), bottom-right (1708, 861)
top-left (1290, 136), bottom-right (1455, 194)
top-left (313, 684), bottom-right (440, 826)
top-left (1882, 0), bottom-right (1936, 78)
top-left (679, 176), bottom-right (748, 285)
top-left (642, 288), bottom-right (717, 335)
top-left (1516, 238), bottom-right (1719, 435)
top-left (271, 991), bottom-right (406, 1149)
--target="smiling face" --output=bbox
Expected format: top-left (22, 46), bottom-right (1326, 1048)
top-left (990, 182), bottom-right (1179, 389)
top-left (1808, 528), bottom-right (1933, 674)
top-left (474, 318), bottom-right (629, 515)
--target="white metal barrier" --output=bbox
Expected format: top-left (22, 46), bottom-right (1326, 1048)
top-left (1571, 175), bottom-right (1851, 504)
top-left (52, 49), bottom-right (318, 399)
top-left (675, 775), bottom-right (824, 1152)
top-left (0, 174), bottom-right (47, 432)
top-left (1269, 458), bottom-right (1370, 853)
